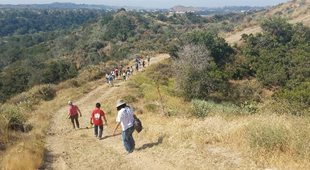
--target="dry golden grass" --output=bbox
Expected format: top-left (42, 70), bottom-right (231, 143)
top-left (0, 74), bottom-right (101, 169)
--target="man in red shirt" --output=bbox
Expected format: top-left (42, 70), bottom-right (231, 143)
top-left (90, 103), bottom-right (107, 140)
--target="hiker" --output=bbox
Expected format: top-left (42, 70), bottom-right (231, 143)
top-left (108, 73), bottom-right (114, 87)
top-left (119, 65), bottom-right (123, 75)
top-left (113, 99), bottom-right (137, 153)
top-left (130, 66), bottom-right (133, 76)
top-left (147, 56), bottom-right (150, 65)
top-left (126, 67), bottom-right (130, 79)
top-left (115, 68), bottom-right (119, 79)
top-left (111, 70), bottom-right (115, 80)
top-left (122, 71), bottom-right (126, 81)
top-left (66, 101), bottom-right (82, 131)
top-left (135, 62), bottom-right (139, 72)
top-left (105, 73), bottom-right (109, 84)
top-left (142, 60), bottom-right (145, 68)
top-left (90, 103), bottom-right (107, 140)
top-left (135, 56), bottom-right (139, 63)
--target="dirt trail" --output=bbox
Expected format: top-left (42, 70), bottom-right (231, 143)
top-left (40, 53), bottom-right (260, 170)
top-left (40, 54), bottom-right (176, 170)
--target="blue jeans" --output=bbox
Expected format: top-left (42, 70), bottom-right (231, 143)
top-left (94, 125), bottom-right (103, 138)
top-left (122, 126), bottom-right (135, 153)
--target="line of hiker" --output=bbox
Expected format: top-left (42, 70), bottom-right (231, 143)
top-left (104, 55), bottom-right (151, 87)
top-left (66, 99), bottom-right (139, 154)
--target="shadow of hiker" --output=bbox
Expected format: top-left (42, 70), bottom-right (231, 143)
top-left (136, 137), bottom-right (163, 151)
top-left (101, 133), bottom-right (121, 140)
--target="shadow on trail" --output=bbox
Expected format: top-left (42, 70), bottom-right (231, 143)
top-left (136, 137), bottom-right (163, 151)
top-left (39, 149), bottom-right (55, 169)
top-left (101, 133), bottom-right (121, 140)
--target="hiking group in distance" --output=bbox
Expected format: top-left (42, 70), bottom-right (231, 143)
top-left (105, 55), bottom-right (150, 87)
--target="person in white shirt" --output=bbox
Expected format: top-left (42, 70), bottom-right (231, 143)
top-left (113, 99), bottom-right (137, 153)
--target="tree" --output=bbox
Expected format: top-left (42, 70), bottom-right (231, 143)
top-left (173, 44), bottom-right (227, 99)
top-left (183, 31), bottom-right (235, 66)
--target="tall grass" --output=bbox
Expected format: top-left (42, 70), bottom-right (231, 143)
top-left (191, 99), bottom-right (258, 117)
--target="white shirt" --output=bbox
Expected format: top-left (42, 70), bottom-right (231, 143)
top-left (116, 106), bottom-right (134, 131)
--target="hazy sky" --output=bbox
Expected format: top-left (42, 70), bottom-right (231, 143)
top-left (0, 0), bottom-right (289, 8)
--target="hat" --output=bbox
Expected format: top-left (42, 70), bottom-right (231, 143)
top-left (116, 99), bottom-right (126, 108)
top-left (68, 101), bottom-right (72, 105)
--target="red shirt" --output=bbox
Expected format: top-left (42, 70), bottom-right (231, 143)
top-left (91, 109), bottom-right (105, 126)
top-left (115, 69), bottom-right (118, 73)
top-left (69, 105), bottom-right (78, 116)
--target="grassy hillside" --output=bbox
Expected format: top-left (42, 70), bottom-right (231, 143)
top-left (2, 2), bottom-right (310, 168)
top-left (2, 55), bottom-right (310, 169)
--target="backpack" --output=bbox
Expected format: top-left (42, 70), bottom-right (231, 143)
top-left (134, 118), bottom-right (142, 133)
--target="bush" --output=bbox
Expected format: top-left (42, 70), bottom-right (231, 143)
top-left (0, 105), bottom-right (27, 132)
top-left (123, 95), bottom-right (137, 103)
top-left (191, 99), bottom-right (257, 117)
top-left (145, 103), bottom-right (159, 112)
top-left (246, 124), bottom-right (289, 152)
top-left (227, 81), bottom-right (263, 103)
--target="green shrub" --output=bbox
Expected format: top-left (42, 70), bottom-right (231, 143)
top-left (145, 103), bottom-right (159, 112)
top-left (227, 81), bottom-right (263, 103)
top-left (246, 124), bottom-right (289, 152)
top-left (123, 95), bottom-right (137, 103)
top-left (240, 101), bottom-right (259, 114)
top-left (274, 81), bottom-right (310, 115)
top-left (126, 81), bottom-right (139, 88)
top-left (37, 86), bottom-right (56, 101)
top-left (191, 99), bottom-right (212, 117)
top-left (0, 106), bottom-right (27, 131)
top-left (191, 99), bottom-right (250, 117)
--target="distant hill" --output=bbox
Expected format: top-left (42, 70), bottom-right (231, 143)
top-left (169, 5), bottom-right (268, 15)
top-left (169, 5), bottom-right (203, 12)
top-left (0, 2), bottom-right (117, 10)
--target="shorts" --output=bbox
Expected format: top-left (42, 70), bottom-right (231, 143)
top-left (108, 80), bottom-right (113, 84)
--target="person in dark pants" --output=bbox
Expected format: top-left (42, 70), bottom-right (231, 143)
top-left (113, 99), bottom-right (137, 153)
top-left (66, 101), bottom-right (82, 131)
top-left (90, 103), bottom-right (107, 140)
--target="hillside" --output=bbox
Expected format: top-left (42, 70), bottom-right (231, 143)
top-left (224, 0), bottom-right (310, 44)
top-left (3, 1), bottom-right (310, 169)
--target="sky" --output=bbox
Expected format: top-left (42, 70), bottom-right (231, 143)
top-left (0, 0), bottom-right (290, 9)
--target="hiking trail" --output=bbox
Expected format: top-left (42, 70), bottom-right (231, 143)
top-left (40, 54), bottom-right (259, 170)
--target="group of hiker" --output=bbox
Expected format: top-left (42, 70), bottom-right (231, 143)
top-left (67, 99), bottom-right (138, 154)
top-left (65, 56), bottom-right (148, 153)
top-left (105, 55), bottom-right (150, 87)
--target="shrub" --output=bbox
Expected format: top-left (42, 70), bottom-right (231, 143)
top-left (240, 101), bottom-right (259, 114)
top-left (191, 99), bottom-right (212, 117)
top-left (0, 105), bottom-right (27, 131)
top-left (126, 81), bottom-right (139, 88)
top-left (227, 81), bottom-right (263, 103)
top-left (123, 95), bottom-right (137, 103)
top-left (145, 103), bottom-right (159, 112)
top-left (246, 124), bottom-right (289, 152)
top-left (191, 99), bottom-right (257, 117)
